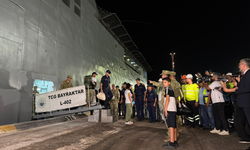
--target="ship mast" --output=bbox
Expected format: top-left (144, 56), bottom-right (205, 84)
top-left (170, 51), bottom-right (176, 71)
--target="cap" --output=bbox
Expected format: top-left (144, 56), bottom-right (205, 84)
top-left (226, 72), bottom-right (232, 76)
top-left (34, 86), bottom-right (38, 88)
top-left (123, 82), bottom-right (127, 85)
top-left (136, 78), bottom-right (140, 81)
top-left (130, 83), bottom-right (133, 85)
top-left (186, 74), bottom-right (193, 79)
top-left (116, 85), bottom-right (119, 88)
top-left (148, 83), bottom-right (153, 87)
top-left (67, 75), bottom-right (72, 79)
top-left (181, 75), bottom-right (186, 80)
top-left (160, 70), bottom-right (170, 75)
top-left (92, 72), bottom-right (98, 75)
top-left (158, 78), bottom-right (162, 82)
top-left (106, 70), bottom-right (111, 74)
top-left (112, 84), bottom-right (115, 87)
top-left (169, 71), bottom-right (176, 76)
top-left (126, 83), bottom-right (131, 87)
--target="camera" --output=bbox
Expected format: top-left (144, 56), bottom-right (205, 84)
top-left (196, 72), bottom-right (212, 83)
top-left (195, 72), bottom-right (202, 78)
top-left (197, 76), bottom-right (212, 83)
top-left (218, 76), bottom-right (228, 82)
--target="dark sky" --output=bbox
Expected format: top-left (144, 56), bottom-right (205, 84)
top-left (95, 0), bottom-right (250, 81)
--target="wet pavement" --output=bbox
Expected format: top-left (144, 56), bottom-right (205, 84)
top-left (0, 116), bottom-right (249, 150)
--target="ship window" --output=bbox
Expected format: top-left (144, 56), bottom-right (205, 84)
top-left (74, 0), bottom-right (81, 7)
top-left (62, 0), bottom-right (70, 7)
top-left (74, 5), bottom-right (81, 17)
top-left (33, 80), bottom-right (55, 94)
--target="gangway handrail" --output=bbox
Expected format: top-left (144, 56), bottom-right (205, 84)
top-left (32, 105), bottom-right (103, 119)
top-left (32, 85), bottom-right (103, 119)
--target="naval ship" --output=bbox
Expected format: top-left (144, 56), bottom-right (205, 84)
top-left (0, 0), bottom-right (152, 126)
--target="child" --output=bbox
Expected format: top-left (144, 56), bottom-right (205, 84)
top-left (162, 77), bottom-right (178, 149)
top-left (125, 83), bottom-right (134, 125)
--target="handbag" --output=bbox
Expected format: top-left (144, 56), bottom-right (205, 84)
top-left (97, 93), bottom-right (106, 101)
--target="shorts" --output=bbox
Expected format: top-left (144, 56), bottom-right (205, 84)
top-left (166, 111), bottom-right (177, 128)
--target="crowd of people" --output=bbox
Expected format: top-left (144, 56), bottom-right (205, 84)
top-left (109, 58), bottom-right (250, 149)
top-left (33, 58), bottom-right (250, 149)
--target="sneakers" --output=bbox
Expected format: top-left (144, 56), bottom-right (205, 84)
top-left (239, 139), bottom-right (250, 144)
top-left (174, 141), bottom-right (179, 147)
top-left (210, 128), bottom-right (220, 134)
top-left (125, 122), bottom-right (130, 125)
top-left (125, 121), bottom-right (133, 125)
top-left (218, 130), bottom-right (229, 135)
top-left (162, 142), bottom-right (176, 149)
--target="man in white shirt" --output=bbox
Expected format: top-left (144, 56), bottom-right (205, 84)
top-left (92, 72), bottom-right (97, 88)
top-left (205, 72), bottom-right (229, 135)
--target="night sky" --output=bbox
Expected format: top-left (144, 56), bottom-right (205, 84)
top-left (95, 0), bottom-right (250, 82)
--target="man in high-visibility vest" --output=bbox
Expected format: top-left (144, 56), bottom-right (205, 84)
top-left (184, 74), bottom-right (199, 127)
top-left (198, 80), bottom-right (215, 130)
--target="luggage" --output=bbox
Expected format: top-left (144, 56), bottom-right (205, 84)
top-left (97, 93), bottom-right (105, 101)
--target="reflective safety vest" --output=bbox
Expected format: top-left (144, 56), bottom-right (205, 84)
top-left (203, 89), bottom-right (212, 104)
top-left (227, 82), bottom-right (234, 89)
top-left (185, 83), bottom-right (199, 102)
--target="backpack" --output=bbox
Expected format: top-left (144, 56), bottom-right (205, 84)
top-left (84, 75), bottom-right (95, 89)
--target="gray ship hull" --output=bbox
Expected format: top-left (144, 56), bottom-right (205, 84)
top-left (0, 0), bottom-right (148, 125)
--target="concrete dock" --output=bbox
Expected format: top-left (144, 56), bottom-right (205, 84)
top-left (0, 116), bottom-right (249, 150)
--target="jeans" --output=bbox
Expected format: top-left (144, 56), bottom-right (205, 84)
top-left (199, 105), bottom-right (203, 125)
top-left (200, 104), bottom-right (215, 128)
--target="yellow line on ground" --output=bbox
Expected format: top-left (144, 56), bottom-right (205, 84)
top-left (0, 125), bottom-right (17, 134)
